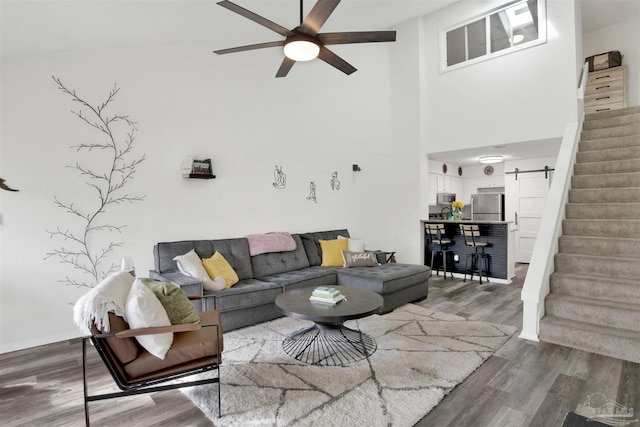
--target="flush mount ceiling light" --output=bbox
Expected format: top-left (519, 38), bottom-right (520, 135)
top-left (479, 155), bottom-right (503, 164)
top-left (512, 34), bottom-right (525, 44)
top-left (284, 35), bottom-right (320, 61)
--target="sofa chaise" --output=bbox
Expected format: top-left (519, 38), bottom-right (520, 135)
top-left (149, 229), bottom-right (430, 331)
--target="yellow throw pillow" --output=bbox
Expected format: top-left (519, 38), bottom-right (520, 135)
top-left (203, 251), bottom-right (239, 289)
top-left (319, 239), bottom-right (349, 267)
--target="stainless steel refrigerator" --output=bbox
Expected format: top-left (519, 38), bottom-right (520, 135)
top-left (471, 193), bottom-right (504, 221)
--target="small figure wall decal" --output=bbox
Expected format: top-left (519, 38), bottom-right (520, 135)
top-left (273, 165), bottom-right (286, 189)
top-left (330, 171), bottom-right (340, 191)
top-left (307, 181), bottom-right (317, 203)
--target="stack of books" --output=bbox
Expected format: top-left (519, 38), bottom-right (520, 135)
top-left (181, 157), bottom-right (215, 178)
top-left (191, 159), bottom-right (212, 176)
top-left (309, 287), bottom-right (345, 305)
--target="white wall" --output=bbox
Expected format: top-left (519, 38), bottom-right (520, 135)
top-left (421, 0), bottom-right (581, 153)
top-left (0, 39), bottom-right (395, 352)
top-left (389, 18), bottom-right (429, 264)
top-left (583, 17), bottom-right (640, 107)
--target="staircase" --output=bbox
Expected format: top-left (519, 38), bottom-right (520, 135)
top-left (539, 105), bottom-right (640, 363)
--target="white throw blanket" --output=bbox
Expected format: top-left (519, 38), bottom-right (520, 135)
top-left (73, 271), bottom-right (135, 335)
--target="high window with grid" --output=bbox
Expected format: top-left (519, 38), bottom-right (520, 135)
top-left (441, 0), bottom-right (546, 71)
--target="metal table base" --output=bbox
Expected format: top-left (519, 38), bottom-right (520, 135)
top-left (282, 322), bottom-right (376, 366)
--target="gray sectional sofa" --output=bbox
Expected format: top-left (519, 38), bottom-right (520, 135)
top-left (149, 229), bottom-right (430, 331)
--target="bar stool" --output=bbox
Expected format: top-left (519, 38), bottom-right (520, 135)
top-left (459, 224), bottom-right (490, 283)
top-left (425, 223), bottom-right (454, 279)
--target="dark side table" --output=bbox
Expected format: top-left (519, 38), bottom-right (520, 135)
top-left (275, 286), bottom-right (383, 366)
top-left (367, 250), bottom-right (397, 264)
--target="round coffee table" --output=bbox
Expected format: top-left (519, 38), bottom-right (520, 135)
top-left (275, 286), bottom-right (383, 366)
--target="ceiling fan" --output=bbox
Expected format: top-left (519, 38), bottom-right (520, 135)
top-left (213, 0), bottom-right (396, 77)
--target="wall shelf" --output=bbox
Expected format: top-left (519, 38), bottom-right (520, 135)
top-left (182, 157), bottom-right (215, 179)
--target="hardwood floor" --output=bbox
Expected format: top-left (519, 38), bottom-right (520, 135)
top-left (1, 265), bottom-right (638, 426)
top-left (0, 334), bottom-right (212, 426)
top-left (416, 264), bottom-right (640, 427)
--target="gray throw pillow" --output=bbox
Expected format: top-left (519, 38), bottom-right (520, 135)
top-left (341, 251), bottom-right (380, 268)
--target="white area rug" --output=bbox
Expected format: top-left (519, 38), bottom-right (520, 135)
top-left (182, 304), bottom-right (516, 426)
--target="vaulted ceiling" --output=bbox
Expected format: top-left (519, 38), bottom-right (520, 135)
top-left (2, 0), bottom-right (637, 57)
top-left (1, 0), bottom-right (458, 56)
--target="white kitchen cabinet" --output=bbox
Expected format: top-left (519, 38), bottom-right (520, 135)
top-left (460, 174), bottom-right (505, 204)
top-left (462, 179), bottom-right (476, 204)
top-left (428, 174), bottom-right (438, 205)
top-left (429, 172), bottom-right (463, 205)
top-left (450, 176), bottom-right (463, 200)
top-left (477, 175), bottom-right (505, 189)
top-left (437, 175), bottom-right (452, 192)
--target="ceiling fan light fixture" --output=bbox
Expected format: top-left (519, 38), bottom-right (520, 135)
top-left (479, 155), bottom-right (503, 164)
top-left (284, 35), bottom-right (320, 61)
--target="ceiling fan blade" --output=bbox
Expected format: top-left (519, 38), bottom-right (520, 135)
top-left (217, 0), bottom-right (294, 37)
top-left (213, 41), bottom-right (284, 55)
top-left (317, 46), bottom-right (356, 75)
top-left (276, 57), bottom-right (296, 78)
top-left (318, 31), bottom-right (397, 45)
top-left (214, 40), bottom-right (284, 55)
top-left (299, 0), bottom-right (341, 36)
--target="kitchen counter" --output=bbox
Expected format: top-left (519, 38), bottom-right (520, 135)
top-left (422, 219), bottom-right (513, 225)
top-left (422, 220), bottom-right (515, 282)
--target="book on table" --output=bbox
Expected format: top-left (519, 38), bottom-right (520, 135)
top-left (310, 287), bottom-right (344, 304)
top-left (311, 287), bottom-right (341, 298)
top-left (313, 286), bottom-right (337, 294)
top-left (309, 294), bottom-right (345, 305)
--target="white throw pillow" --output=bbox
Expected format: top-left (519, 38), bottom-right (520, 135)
top-left (125, 278), bottom-right (173, 359)
top-left (173, 249), bottom-right (220, 291)
top-left (348, 238), bottom-right (366, 252)
top-left (208, 276), bottom-right (227, 291)
top-left (337, 235), bottom-right (366, 252)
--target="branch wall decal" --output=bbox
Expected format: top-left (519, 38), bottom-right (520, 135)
top-left (45, 76), bottom-right (146, 288)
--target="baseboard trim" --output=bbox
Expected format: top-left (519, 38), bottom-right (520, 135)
top-left (432, 271), bottom-right (511, 285)
top-left (519, 330), bottom-right (540, 342)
